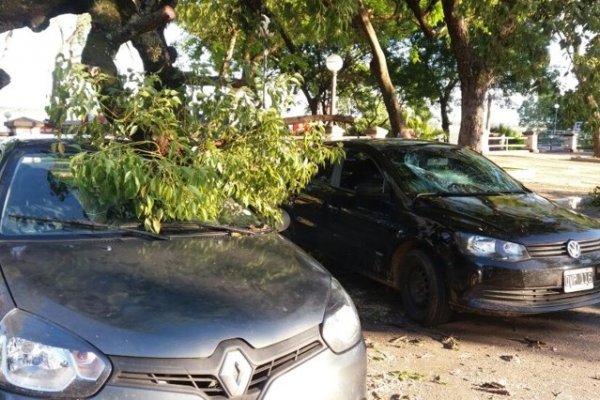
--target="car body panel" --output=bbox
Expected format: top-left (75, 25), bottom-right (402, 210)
top-left (0, 234), bottom-right (330, 358)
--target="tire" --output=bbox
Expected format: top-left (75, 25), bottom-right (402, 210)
top-left (400, 249), bottom-right (452, 326)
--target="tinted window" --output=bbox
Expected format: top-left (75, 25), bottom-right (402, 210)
top-left (337, 151), bottom-right (384, 193)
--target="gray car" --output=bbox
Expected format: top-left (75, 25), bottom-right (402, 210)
top-left (0, 140), bottom-right (366, 399)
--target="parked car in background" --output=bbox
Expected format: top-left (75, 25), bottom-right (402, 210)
top-left (286, 138), bottom-right (600, 325)
top-left (0, 139), bottom-right (366, 399)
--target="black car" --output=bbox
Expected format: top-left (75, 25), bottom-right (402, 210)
top-left (0, 139), bottom-right (366, 399)
top-left (287, 138), bottom-right (600, 325)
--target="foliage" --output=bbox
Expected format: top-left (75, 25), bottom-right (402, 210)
top-left (404, 106), bottom-right (446, 141)
top-left (48, 60), bottom-right (341, 232)
top-left (592, 186), bottom-right (600, 208)
top-left (389, 33), bottom-right (458, 131)
top-left (490, 124), bottom-right (521, 138)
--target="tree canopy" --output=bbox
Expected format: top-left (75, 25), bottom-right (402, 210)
top-left (0, 0), bottom-right (599, 229)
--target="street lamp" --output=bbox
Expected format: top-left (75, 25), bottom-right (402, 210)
top-left (325, 54), bottom-right (343, 116)
top-left (259, 14), bottom-right (272, 109)
top-left (551, 103), bottom-right (559, 151)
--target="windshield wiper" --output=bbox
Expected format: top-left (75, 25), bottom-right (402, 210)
top-left (159, 221), bottom-right (270, 236)
top-left (8, 214), bottom-right (168, 240)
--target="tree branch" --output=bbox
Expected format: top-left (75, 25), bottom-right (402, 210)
top-left (219, 29), bottom-right (239, 78)
top-left (404, 0), bottom-right (439, 39)
top-left (183, 73), bottom-right (247, 88)
top-left (112, 5), bottom-right (176, 45)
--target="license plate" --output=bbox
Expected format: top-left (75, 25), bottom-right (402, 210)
top-left (564, 267), bottom-right (594, 293)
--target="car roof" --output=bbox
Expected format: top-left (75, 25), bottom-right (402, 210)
top-left (1, 137), bottom-right (90, 155)
top-left (331, 137), bottom-right (459, 151)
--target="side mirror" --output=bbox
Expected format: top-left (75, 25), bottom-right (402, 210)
top-left (276, 208), bottom-right (291, 232)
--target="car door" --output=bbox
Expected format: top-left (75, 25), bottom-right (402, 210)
top-left (287, 164), bottom-right (336, 252)
top-left (324, 148), bottom-right (402, 281)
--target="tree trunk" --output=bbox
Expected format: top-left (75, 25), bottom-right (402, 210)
top-left (441, 0), bottom-right (492, 151)
top-left (485, 92), bottom-right (493, 131)
top-left (219, 30), bottom-right (238, 78)
top-left (594, 130), bottom-right (600, 158)
top-left (440, 96), bottom-right (450, 134)
top-left (354, 1), bottom-right (408, 138)
top-left (458, 80), bottom-right (487, 150)
top-left (439, 80), bottom-right (457, 136)
top-left (308, 98), bottom-right (319, 115)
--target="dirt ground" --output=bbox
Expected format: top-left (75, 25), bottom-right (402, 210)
top-left (337, 152), bottom-right (600, 400)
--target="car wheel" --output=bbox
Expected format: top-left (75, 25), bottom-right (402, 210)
top-left (400, 249), bottom-right (451, 325)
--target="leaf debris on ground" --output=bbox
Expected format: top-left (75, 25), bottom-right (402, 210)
top-left (512, 337), bottom-right (546, 349)
top-left (388, 370), bottom-right (426, 382)
top-left (388, 336), bottom-right (423, 346)
top-left (474, 381), bottom-right (511, 396)
top-left (441, 335), bottom-right (460, 350)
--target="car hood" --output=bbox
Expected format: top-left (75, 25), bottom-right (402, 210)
top-left (0, 233), bottom-right (331, 358)
top-left (419, 193), bottom-right (600, 243)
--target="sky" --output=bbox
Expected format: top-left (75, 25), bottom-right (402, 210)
top-left (0, 15), bottom-right (145, 126)
top-left (0, 14), bottom-right (576, 137)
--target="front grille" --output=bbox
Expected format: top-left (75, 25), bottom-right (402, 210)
top-left (112, 338), bottom-right (324, 399)
top-left (527, 238), bottom-right (600, 258)
top-left (480, 283), bottom-right (600, 307)
top-left (116, 372), bottom-right (225, 396)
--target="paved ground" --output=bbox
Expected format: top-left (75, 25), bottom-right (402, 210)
top-left (488, 151), bottom-right (600, 218)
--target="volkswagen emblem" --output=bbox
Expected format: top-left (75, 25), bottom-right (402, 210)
top-left (566, 240), bottom-right (581, 259)
top-left (218, 350), bottom-right (253, 397)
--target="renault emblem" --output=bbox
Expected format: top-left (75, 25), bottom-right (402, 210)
top-left (219, 350), bottom-right (253, 397)
top-left (566, 240), bottom-right (581, 259)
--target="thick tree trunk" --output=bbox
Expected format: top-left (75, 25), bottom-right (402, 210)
top-left (442, 0), bottom-right (492, 151)
top-left (594, 130), bottom-right (600, 158)
top-left (458, 80), bottom-right (487, 150)
top-left (355, 1), bottom-right (408, 138)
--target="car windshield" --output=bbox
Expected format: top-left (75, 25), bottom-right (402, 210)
top-left (0, 153), bottom-right (263, 236)
top-left (381, 145), bottom-right (525, 196)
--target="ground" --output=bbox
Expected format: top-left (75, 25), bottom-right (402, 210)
top-left (334, 151), bottom-right (600, 400)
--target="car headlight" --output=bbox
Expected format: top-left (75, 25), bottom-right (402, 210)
top-left (0, 309), bottom-right (111, 398)
top-left (321, 279), bottom-right (362, 353)
top-left (455, 232), bottom-right (530, 262)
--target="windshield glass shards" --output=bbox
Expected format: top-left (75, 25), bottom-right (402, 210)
top-left (382, 145), bottom-right (526, 197)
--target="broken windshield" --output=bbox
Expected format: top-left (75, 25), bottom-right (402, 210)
top-left (381, 145), bottom-right (526, 197)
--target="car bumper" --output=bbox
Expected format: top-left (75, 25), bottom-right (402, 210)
top-left (0, 341), bottom-right (367, 400)
top-left (452, 254), bottom-right (600, 316)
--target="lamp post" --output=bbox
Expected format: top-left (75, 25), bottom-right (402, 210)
top-left (259, 14), bottom-right (271, 109)
top-left (325, 54), bottom-right (343, 116)
top-left (551, 103), bottom-right (559, 151)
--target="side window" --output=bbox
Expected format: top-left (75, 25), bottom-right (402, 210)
top-left (313, 162), bottom-right (334, 183)
top-left (337, 151), bottom-right (384, 193)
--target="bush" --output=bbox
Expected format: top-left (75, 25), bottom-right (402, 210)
top-left (592, 186), bottom-right (600, 208)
